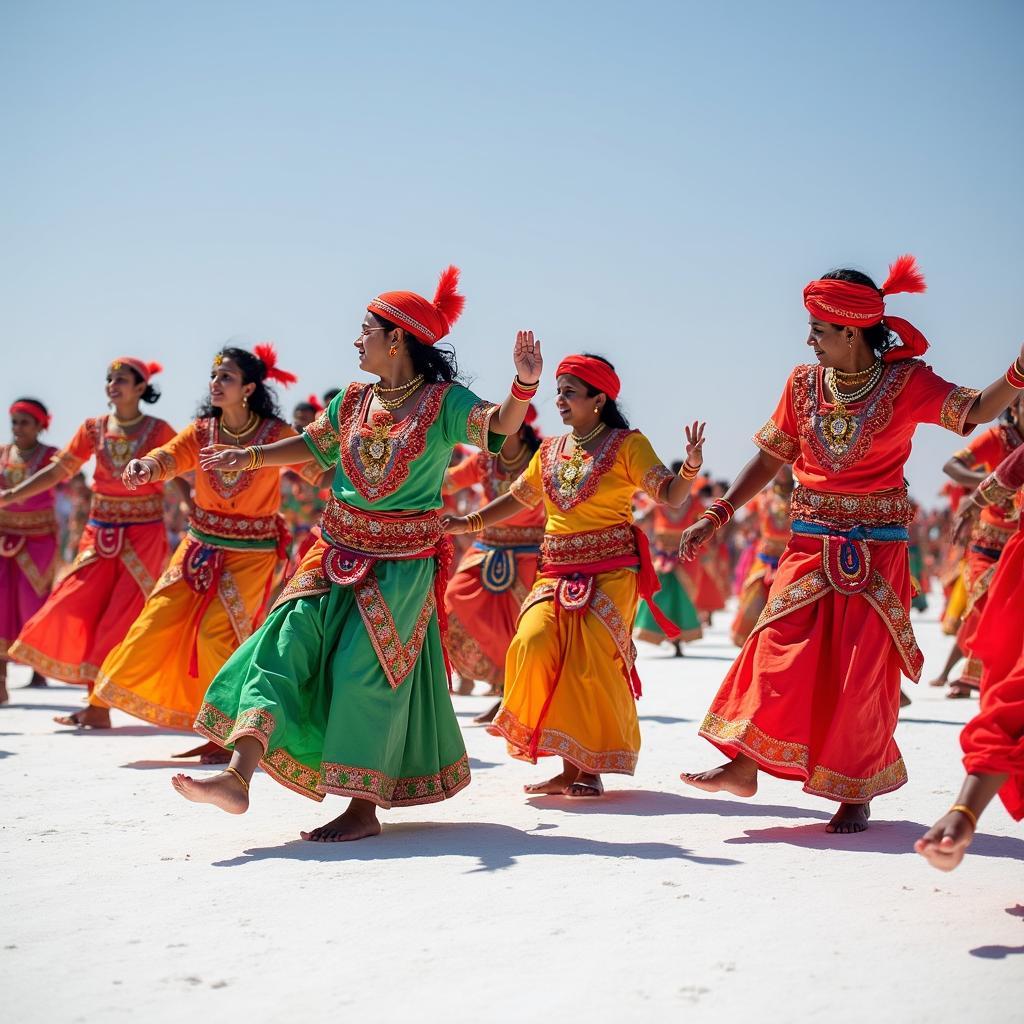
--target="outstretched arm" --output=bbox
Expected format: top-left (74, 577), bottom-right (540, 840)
top-left (443, 492), bottom-right (527, 535)
top-left (964, 342), bottom-right (1024, 425)
top-left (0, 460), bottom-right (72, 506)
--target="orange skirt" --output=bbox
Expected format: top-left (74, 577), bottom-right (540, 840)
top-left (964, 530), bottom-right (1024, 819)
top-left (445, 547), bottom-right (538, 687)
top-left (700, 533), bottom-right (919, 803)
top-left (8, 521), bottom-right (168, 686)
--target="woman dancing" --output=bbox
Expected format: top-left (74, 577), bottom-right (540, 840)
top-left (678, 256), bottom-right (1022, 833)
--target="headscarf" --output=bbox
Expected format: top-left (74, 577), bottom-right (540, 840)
top-left (555, 355), bottom-right (621, 399)
top-left (9, 400), bottom-right (50, 429)
top-left (368, 265), bottom-right (466, 345)
top-left (803, 254), bottom-right (929, 363)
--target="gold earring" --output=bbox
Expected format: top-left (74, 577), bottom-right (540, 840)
top-left (389, 345), bottom-right (398, 357)
top-left (594, 406), bottom-right (600, 413)
top-left (243, 395), bottom-right (248, 406)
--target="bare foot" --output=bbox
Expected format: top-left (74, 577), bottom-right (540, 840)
top-left (25, 672), bottom-right (48, 688)
top-left (826, 802), bottom-right (871, 834)
top-left (454, 676), bottom-right (475, 696)
top-left (524, 765), bottom-right (579, 795)
top-left (0, 680), bottom-right (8, 705)
top-left (473, 700), bottom-right (501, 725)
top-left (566, 772), bottom-right (604, 797)
top-left (171, 771), bottom-right (249, 814)
top-left (946, 681), bottom-right (978, 700)
top-left (680, 758), bottom-right (758, 798)
top-left (54, 706), bottom-right (111, 729)
top-left (900, 688), bottom-right (912, 708)
top-left (672, 641), bottom-right (684, 658)
top-left (928, 675), bottom-right (948, 688)
top-left (914, 811), bottom-right (974, 872)
top-left (300, 802), bottom-right (381, 842)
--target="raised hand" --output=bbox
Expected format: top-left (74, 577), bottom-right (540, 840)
top-left (684, 421), bottom-right (707, 468)
top-left (199, 444), bottom-right (248, 473)
top-left (440, 513), bottom-right (472, 536)
top-left (513, 330), bottom-right (542, 385)
top-left (678, 518), bottom-right (715, 561)
top-left (122, 459), bottom-right (153, 490)
top-left (951, 499), bottom-right (980, 547)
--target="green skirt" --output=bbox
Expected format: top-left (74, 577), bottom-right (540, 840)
top-left (194, 558), bottom-right (469, 809)
top-left (635, 570), bottom-right (703, 641)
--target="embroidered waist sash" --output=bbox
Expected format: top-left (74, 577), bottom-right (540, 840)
top-left (470, 540), bottom-right (540, 594)
top-left (971, 519), bottom-right (1016, 554)
top-left (790, 485), bottom-right (915, 529)
top-left (188, 505), bottom-right (286, 551)
top-left (318, 498), bottom-right (456, 680)
top-left (791, 518), bottom-right (908, 596)
top-left (88, 493), bottom-right (164, 527)
top-left (0, 507), bottom-right (57, 538)
top-left (479, 524), bottom-right (545, 547)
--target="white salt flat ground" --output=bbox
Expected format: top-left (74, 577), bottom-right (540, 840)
top-left (2, 594), bottom-right (1022, 1024)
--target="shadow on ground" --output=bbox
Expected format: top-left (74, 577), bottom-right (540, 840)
top-left (526, 789), bottom-right (833, 820)
top-left (56, 725), bottom-right (187, 738)
top-left (969, 905), bottom-right (1024, 960)
top-left (212, 820), bottom-right (743, 872)
top-left (725, 819), bottom-right (1024, 861)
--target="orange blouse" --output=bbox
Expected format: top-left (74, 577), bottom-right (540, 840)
top-left (953, 423), bottom-right (1022, 535)
top-left (447, 451), bottom-right (545, 531)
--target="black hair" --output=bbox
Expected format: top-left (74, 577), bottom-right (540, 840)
top-left (367, 312), bottom-right (466, 385)
top-left (116, 367), bottom-right (161, 404)
top-left (322, 387), bottom-right (342, 404)
top-left (196, 346), bottom-right (283, 421)
top-left (519, 422), bottom-right (542, 455)
top-left (579, 353), bottom-right (630, 430)
top-left (820, 269), bottom-right (897, 357)
top-left (293, 401), bottom-right (318, 416)
top-left (670, 459), bottom-right (684, 474)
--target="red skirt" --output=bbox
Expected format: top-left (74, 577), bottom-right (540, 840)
top-left (699, 532), bottom-right (921, 803)
top-left (445, 545), bottom-right (539, 687)
top-left (964, 531), bottom-right (1024, 819)
top-left (9, 520), bottom-right (168, 686)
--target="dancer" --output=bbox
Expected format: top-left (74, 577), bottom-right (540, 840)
top-left (171, 266), bottom-right (540, 842)
top-left (0, 399), bottom-right (59, 702)
top-left (634, 461), bottom-right (704, 656)
top-left (91, 345), bottom-right (313, 760)
top-left (939, 398), bottom-right (1023, 697)
top-left (444, 405), bottom-right (544, 722)
top-left (2, 360), bottom-right (175, 721)
top-left (447, 353), bottom-right (706, 798)
top-left (730, 465), bottom-right (793, 646)
top-left (916, 439), bottom-right (1024, 870)
top-left (678, 255), bottom-right (1022, 833)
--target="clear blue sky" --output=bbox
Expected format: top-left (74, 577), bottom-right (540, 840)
top-left (2, 0), bottom-right (1022, 501)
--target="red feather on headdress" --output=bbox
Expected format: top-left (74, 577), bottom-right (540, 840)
top-left (432, 265), bottom-right (466, 330)
top-left (307, 393), bottom-right (325, 413)
top-left (253, 342), bottom-right (297, 387)
top-left (147, 361), bottom-right (164, 378)
top-left (881, 254), bottom-right (926, 297)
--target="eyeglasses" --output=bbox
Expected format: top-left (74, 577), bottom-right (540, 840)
top-left (358, 326), bottom-right (387, 337)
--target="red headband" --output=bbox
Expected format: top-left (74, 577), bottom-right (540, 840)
top-left (803, 254), bottom-right (929, 363)
top-left (556, 355), bottom-right (621, 400)
top-left (110, 358), bottom-right (163, 382)
top-left (10, 400), bottom-right (51, 429)
top-left (252, 343), bottom-right (297, 387)
top-left (368, 265), bottom-right (466, 345)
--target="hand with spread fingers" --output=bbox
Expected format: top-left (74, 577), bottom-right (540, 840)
top-left (513, 330), bottom-right (542, 384)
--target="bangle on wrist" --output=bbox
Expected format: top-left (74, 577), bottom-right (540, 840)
top-left (1005, 359), bottom-right (1024, 390)
top-left (510, 375), bottom-right (540, 402)
top-left (679, 460), bottom-right (701, 481)
top-left (245, 446), bottom-right (265, 471)
top-left (948, 803), bottom-right (978, 830)
top-left (465, 511), bottom-right (484, 533)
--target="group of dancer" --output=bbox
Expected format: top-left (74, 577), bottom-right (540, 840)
top-left (1, 258), bottom-right (1021, 868)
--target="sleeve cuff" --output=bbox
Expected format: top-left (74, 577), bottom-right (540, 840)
top-left (753, 420), bottom-right (800, 462)
top-left (466, 402), bottom-right (502, 454)
top-left (509, 475), bottom-right (543, 508)
top-left (940, 387), bottom-right (982, 436)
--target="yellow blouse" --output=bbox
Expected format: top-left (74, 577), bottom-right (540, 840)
top-left (510, 429), bottom-right (673, 534)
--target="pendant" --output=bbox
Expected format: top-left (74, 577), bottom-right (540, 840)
top-left (359, 411), bottom-right (394, 484)
top-left (108, 436), bottom-right (133, 468)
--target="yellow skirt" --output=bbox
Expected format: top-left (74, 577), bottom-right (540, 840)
top-left (491, 567), bottom-right (641, 775)
top-left (941, 567), bottom-right (969, 636)
top-left (92, 541), bottom-right (278, 730)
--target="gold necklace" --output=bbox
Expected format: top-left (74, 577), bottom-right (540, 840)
top-left (375, 373), bottom-right (424, 395)
top-left (497, 444), bottom-right (529, 470)
top-left (373, 380), bottom-right (423, 412)
top-left (833, 359), bottom-right (881, 384)
top-left (113, 411), bottom-right (145, 428)
top-left (571, 422), bottom-right (606, 445)
top-left (820, 363), bottom-right (883, 454)
top-left (220, 412), bottom-right (259, 442)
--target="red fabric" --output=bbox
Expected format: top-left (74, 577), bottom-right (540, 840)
top-left (368, 265), bottom-right (465, 345)
top-left (111, 358), bottom-right (162, 382)
top-left (252, 343), bottom-right (297, 387)
top-left (9, 400), bottom-right (50, 429)
top-left (964, 527), bottom-right (1024, 819)
top-left (555, 356), bottom-right (621, 400)
top-left (803, 254), bottom-right (929, 362)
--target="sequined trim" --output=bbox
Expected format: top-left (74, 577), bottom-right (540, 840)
top-left (699, 711), bottom-right (908, 802)
top-left (321, 753), bottom-right (471, 809)
top-left (303, 407), bottom-right (341, 470)
top-left (87, 416), bottom-right (163, 479)
top-left (93, 672), bottom-right (194, 730)
top-left (753, 569), bottom-right (830, 632)
top-left (0, 507), bottom-right (58, 536)
top-left (89, 493), bottom-right (164, 525)
top-left (940, 386), bottom-right (981, 435)
top-left (446, 613), bottom-right (504, 686)
top-left (14, 545), bottom-right (59, 598)
top-left (355, 572), bottom-right (436, 689)
top-left (754, 419), bottom-right (800, 463)
top-left (319, 498), bottom-right (443, 556)
top-left (5, 641), bottom-right (100, 684)
top-left (641, 464), bottom-right (675, 502)
top-left (589, 587), bottom-right (636, 670)
top-left (861, 570), bottom-right (924, 681)
top-left (219, 568), bottom-right (253, 645)
top-left (367, 297), bottom-right (435, 342)
top-left (491, 707), bottom-right (637, 775)
top-left (979, 474), bottom-right (1018, 509)
top-left (480, 524), bottom-right (545, 546)
top-left (540, 430), bottom-right (633, 512)
top-left (790, 485), bottom-right (915, 528)
top-left (466, 401), bottom-right (499, 449)
top-left (190, 505), bottom-right (281, 543)
top-left (970, 518), bottom-right (1016, 550)
top-left (120, 538), bottom-right (157, 596)
top-left (1, 442), bottom-right (58, 492)
top-left (540, 523), bottom-right (635, 567)
top-left (272, 565), bottom-right (331, 609)
top-left (339, 382), bottom-right (449, 501)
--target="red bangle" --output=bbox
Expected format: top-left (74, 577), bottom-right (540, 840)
top-left (706, 498), bottom-right (734, 526)
top-left (1005, 360), bottom-right (1024, 390)
top-left (701, 509), bottom-right (723, 531)
top-left (510, 376), bottom-right (540, 402)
